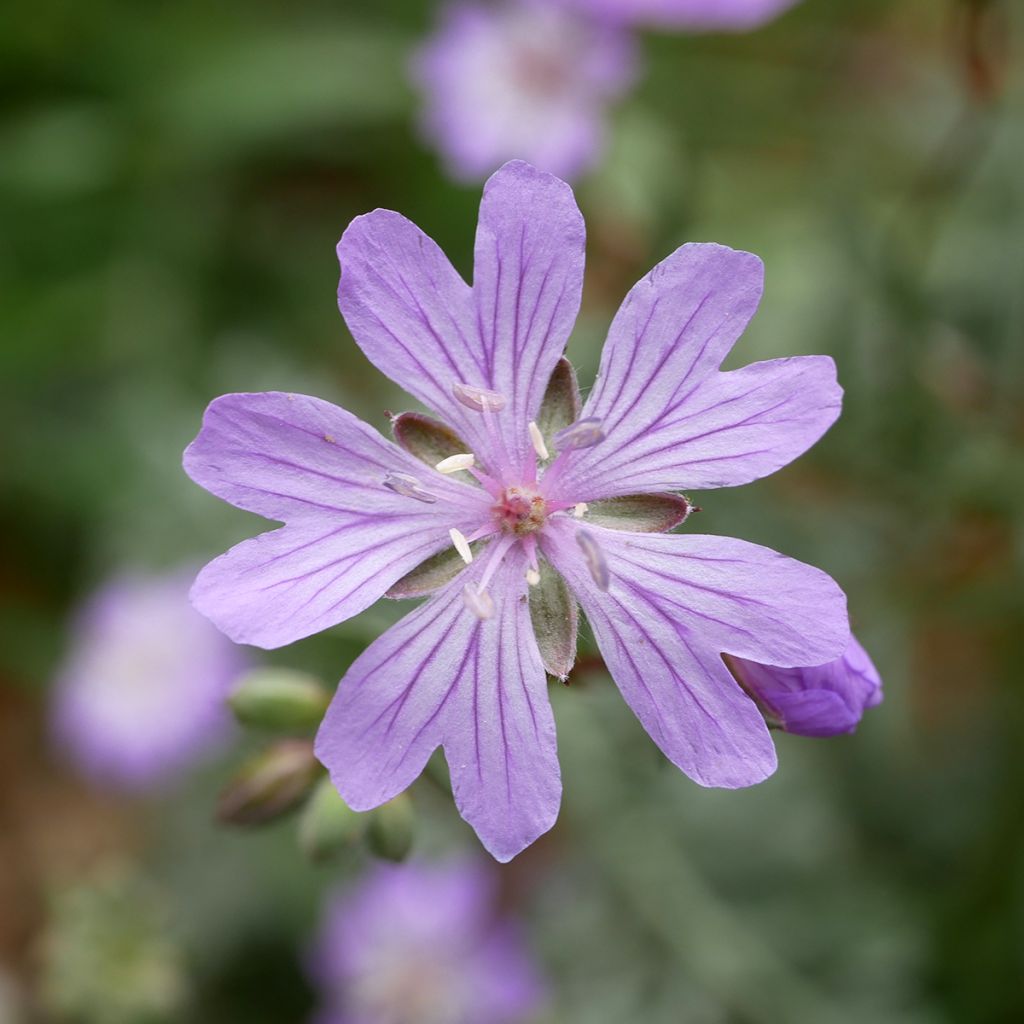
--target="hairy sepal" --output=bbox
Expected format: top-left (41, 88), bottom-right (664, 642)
top-left (586, 493), bottom-right (693, 533)
top-left (391, 412), bottom-right (467, 468)
top-left (536, 357), bottom-right (582, 449)
top-left (386, 546), bottom-right (472, 600)
top-left (529, 560), bottom-right (578, 680)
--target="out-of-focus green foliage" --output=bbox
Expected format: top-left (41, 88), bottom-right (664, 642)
top-left (2, 1), bottom-right (1022, 1022)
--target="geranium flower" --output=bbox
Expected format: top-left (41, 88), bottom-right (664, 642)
top-left (412, 0), bottom-right (635, 181)
top-left (730, 635), bottom-right (883, 737)
top-left (185, 160), bottom-right (853, 861)
top-left (561, 0), bottom-right (801, 31)
top-left (308, 860), bottom-right (544, 1024)
top-left (52, 570), bottom-right (243, 790)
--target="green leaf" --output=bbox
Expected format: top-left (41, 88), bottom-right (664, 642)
top-left (529, 560), bottom-right (578, 680)
top-left (585, 494), bottom-right (694, 533)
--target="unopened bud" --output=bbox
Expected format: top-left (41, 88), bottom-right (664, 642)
top-left (216, 740), bottom-right (321, 827)
top-left (228, 669), bottom-right (331, 734)
top-left (366, 793), bottom-right (415, 862)
top-left (298, 777), bottom-right (365, 863)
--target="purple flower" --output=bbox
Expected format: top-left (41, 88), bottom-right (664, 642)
top-left (52, 571), bottom-right (243, 791)
top-left (730, 635), bottom-right (883, 737)
top-left (185, 160), bottom-right (854, 861)
top-left (412, 1), bottom-right (635, 182)
top-left (309, 860), bottom-right (544, 1024)
top-left (560, 0), bottom-right (801, 31)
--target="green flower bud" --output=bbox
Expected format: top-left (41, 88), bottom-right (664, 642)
top-left (216, 740), bottom-right (321, 827)
top-left (366, 793), bottom-right (415, 862)
top-left (228, 668), bottom-right (330, 733)
top-left (298, 777), bottom-right (365, 863)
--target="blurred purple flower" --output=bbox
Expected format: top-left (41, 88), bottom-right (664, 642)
top-left (185, 160), bottom-right (854, 861)
top-left (412, 0), bottom-right (635, 182)
top-left (730, 635), bottom-right (884, 737)
top-left (52, 571), bottom-right (243, 791)
top-left (561, 0), bottom-right (800, 31)
top-left (309, 860), bottom-right (544, 1024)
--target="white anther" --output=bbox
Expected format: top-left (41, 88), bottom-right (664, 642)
top-left (573, 502), bottom-right (588, 519)
top-left (528, 421), bottom-right (550, 461)
top-left (525, 568), bottom-right (541, 587)
top-left (452, 383), bottom-right (507, 413)
top-left (382, 471), bottom-right (437, 504)
top-left (450, 527), bottom-right (474, 565)
top-left (435, 453), bottom-right (476, 474)
top-left (463, 585), bottom-right (495, 620)
top-left (576, 529), bottom-right (610, 592)
top-left (553, 418), bottom-right (605, 452)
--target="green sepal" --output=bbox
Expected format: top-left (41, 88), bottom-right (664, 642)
top-left (298, 777), bottom-right (365, 863)
top-left (228, 668), bottom-right (330, 733)
top-left (366, 793), bottom-right (415, 863)
top-left (391, 411), bottom-right (466, 467)
top-left (585, 493), bottom-right (693, 533)
top-left (386, 544), bottom-right (477, 599)
top-left (536, 356), bottom-right (582, 445)
top-left (529, 560), bottom-right (578, 680)
top-left (216, 740), bottom-right (322, 827)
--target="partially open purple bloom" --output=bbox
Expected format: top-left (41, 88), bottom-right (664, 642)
top-left (730, 635), bottom-right (883, 737)
top-left (561, 0), bottom-right (801, 31)
top-left (309, 860), bottom-right (544, 1024)
top-left (185, 160), bottom-right (857, 861)
top-left (412, 1), bottom-right (635, 182)
top-left (52, 571), bottom-right (242, 791)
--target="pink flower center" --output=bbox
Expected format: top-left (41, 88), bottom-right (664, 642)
top-left (493, 485), bottom-right (547, 536)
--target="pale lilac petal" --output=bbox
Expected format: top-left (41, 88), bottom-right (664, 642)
top-left (563, 0), bottom-right (800, 31)
top-left (315, 549), bottom-right (560, 862)
top-left (549, 244), bottom-right (841, 499)
top-left (184, 392), bottom-right (490, 648)
top-left (732, 635), bottom-right (883, 737)
top-left (473, 161), bottom-right (585, 477)
top-left (541, 520), bottom-right (849, 786)
top-left (413, 4), bottom-right (635, 183)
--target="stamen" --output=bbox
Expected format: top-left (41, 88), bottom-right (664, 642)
top-left (528, 421), bottom-right (549, 461)
top-left (449, 527), bottom-right (474, 565)
top-left (573, 502), bottom-right (588, 518)
top-left (382, 471), bottom-right (437, 504)
top-left (525, 568), bottom-right (541, 587)
top-left (553, 417), bottom-right (605, 452)
top-left (463, 585), bottom-right (494, 620)
top-left (576, 529), bottom-right (610, 592)
top-left (435, 453), bottom-right (476, 474)
top-left (452, 383), bottom-right (507, 413)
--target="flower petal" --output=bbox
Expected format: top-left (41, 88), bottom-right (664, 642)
top-left (184, 392), bottom-right (489, 648)
top-left (473, 161), bottom-right (585, 476)
top-left (541, 520), bottom-right (849, 787)
top-left (549, 244), bottom-right (841, 499)
top-left (731, 635), bottom-right (883, 737)
top-left (315, 549), bottom-right (561, 862)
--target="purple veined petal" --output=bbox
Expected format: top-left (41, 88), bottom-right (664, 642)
top-left (562, 0), bottom-right (800, 32)
top-left (337, 162), bottom-right (585, 479)
top-left (541, 519), bottom-right (849, 787)
top-left (547, 244), bottom-right (842, 500)
top-left (473, 161), bottom-right (586, 478)
top-left (184, 392), bottom-right (491, 648)
top-left (731, 634), bottom-right (883, 737)
top-left (315, 547), bottom-right (561, 862)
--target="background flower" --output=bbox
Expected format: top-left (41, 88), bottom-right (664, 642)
top-left (51, 571), bottom-right (243, 790)
top-left (560, 0), bottom-right (801, 31)
top-left (413, 1), bottom-right (635, 181)
top-left (309, 860), bottom-right (544, 1024)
